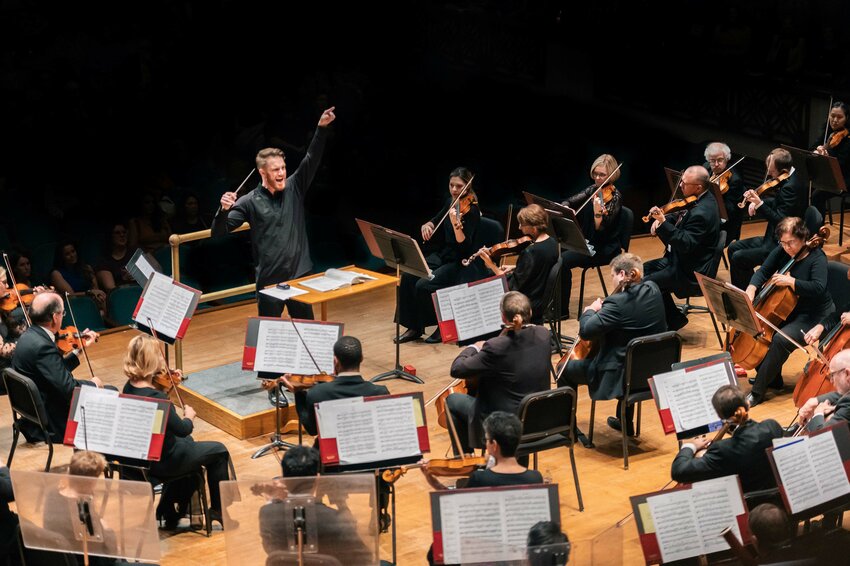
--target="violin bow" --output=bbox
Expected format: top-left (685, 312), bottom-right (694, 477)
top-left (823, 96), bottom-right (834, 147)
top-left (2, 253), bottom-right (32, 327)
top-left (65, 292), bottom-right (96, 378)
top-left (574, 163), bottom-right (623, 216)
top-left (430, 175), bottom-right (476, 237)
top-left (709, 155), bottom-right (746, 183)
top-left (793, 389), bottom-right (850, 437)
top-left (424, 378), bottom-right (464, 407)
top-left (146, 317), bottom-right (185, 409)
top-left (752, 310), bottom-right (826, 363)
top-left (287, 318), bottom-right (325, 376)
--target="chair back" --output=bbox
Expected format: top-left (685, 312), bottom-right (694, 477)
top-left (624, 331), bottom-right (682, 394)
top-left (826, 261), bottom-right (850, 309)
top-left (541, 255), bottom-right (564, 321)
top-left (107, 285), bottom-right (143, 327)
top-left (478, 216), bottom-right (505, 248)
top-left (516, 387), bottom-right (576, 442)
top-left (618, 206), bottom-right (634, 252)
top-left (62, 295), bottom-right (106, 331)
top-left (3, 368), bottom-right (51, 431)
top-left (706, 230), bottom-right (727, 279)
top-left (804, 205), bottom-right (824, 236)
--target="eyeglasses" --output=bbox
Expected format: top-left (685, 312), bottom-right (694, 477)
top-left (828, 368), bottom-right (847, 381)
top-left (708, 157), bottom-right (727, 164)
top-left (778, 239), bottom-right (798, 248)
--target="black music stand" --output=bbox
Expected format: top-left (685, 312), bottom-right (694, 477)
top-left (783, 144), bottom-right (848, 243)
top-left (664, 167), bottom-right (684, 200)
top-left (695, 273), bottom-right (761, 339)
top-left (358, 220), bottom-right (427, 384)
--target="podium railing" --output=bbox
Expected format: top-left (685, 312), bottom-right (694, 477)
top-left (167, 222), bottom-right (253, 369)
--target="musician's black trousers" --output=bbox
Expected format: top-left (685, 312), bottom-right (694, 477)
top-left (728, 237), bottom-right (773, 290)
top-left (751, 313), bottom-right (827, 397)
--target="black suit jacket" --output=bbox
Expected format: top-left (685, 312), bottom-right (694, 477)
top-left (806, 390), bottom-right (850, 432)
top-left (758, 170), bottom-right (808, 242)
top-left (578, 280), bottom-right (668, 400)
top-left (296, 374), bottom-right (389, 437)
top-left (11, 325), bottom-right (92, 441)
top-left (654, 190), bottom-right (720, 286)
top-left (671, 419), bottom-right (783, 493)
top-left (450, 325), bottom-right (551, 439)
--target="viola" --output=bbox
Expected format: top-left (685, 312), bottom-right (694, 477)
top-left (641, 195), bottom-right (698, 223)
top-left (737, 170), bottom-right (791, 209)
top-left (728, 227), bottom-right (828, 370)
top-left (56, 326), bottom-right (98, 354)
top-left (829, 129), bottom-right (849, 149)
top-left (0, 284), bottom-right (36, 312)
top-left (461, 236), bottom-right (532, 267)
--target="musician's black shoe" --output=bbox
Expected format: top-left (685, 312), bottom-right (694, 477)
top-left (394, 329), bottom-right (421, 344)
top-left (379, 511), bottom-right (392, 533)
top-left (746, 392), bottom-right (763, 408)
top-left (574, 427), bottom-right (593, 448)
top-left (424, 328), bottom-right (442, 344)
top-left (207, 508), bottom-right (237, 531)
top-left (747, 377), bottom-right (784, 390)
top-left (607, 416), bottom-right (636, 437)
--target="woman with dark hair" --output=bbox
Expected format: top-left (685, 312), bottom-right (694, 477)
top-left (170, 192), bottom-right (212, 234)
top-left (95, 222), bottom-right (136, 294)
top-left (128, 190), bottom-right (171, 254)
top-left (9, 248), bottom-right (42, 288)
top-left (49, 240), bottom-right (107, 314)
top-left (811, 101), bottom-right (850, 215)
top-left (396, 166), bottom-right (486, 344)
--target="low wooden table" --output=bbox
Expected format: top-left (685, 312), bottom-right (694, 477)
top-left (280, 265), bottom-right (398, 321)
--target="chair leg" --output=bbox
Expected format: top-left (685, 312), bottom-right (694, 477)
top-left (45, 440), bottom-right (53, 473)
top-left (710, 311), bottom-right (723, 350)
top-left (622, 401), bottom-right (629, 470)
top-left (588, 400), bottom-right (596, 445)
top-left (532, 452), bottom-right (538, 470)
top-left (569, 443), bottom-right (584, 512)
top-left (6, 423), bottom-right (19, 467)
top-left (596, 266), bottom-right (608, 297)
top-left (841, 195), bottom-right (847, 247)
top-left (721, 250), bottom-right (729, 270)
top-left (636, 402), bottom-right (642, 437)
top-left (578, 268), bottom-right (587, 314)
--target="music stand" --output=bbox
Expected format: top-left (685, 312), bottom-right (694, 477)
top-left (550, 216), bottom-right (593, 257)
top-left (355, 219), bottom-right (427, 384)
top-left (219, 474), bottom-right (379, 566)
top-left (694, 273), bottom-right (761, 337)
top-left (664, 167), bottom-right (684, 200)
top-left (781, 144), bottom-right (846, 196)
top-left (11, 469), bottom-right (160, 564)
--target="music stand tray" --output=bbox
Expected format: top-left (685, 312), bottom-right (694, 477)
top-left (782, 144), bottom-right (846, 194)
top-left (695, 273), bottom-right (760, 336)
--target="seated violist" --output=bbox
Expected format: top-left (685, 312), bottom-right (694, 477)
top-left (740, 217), bottom-right (834, 407)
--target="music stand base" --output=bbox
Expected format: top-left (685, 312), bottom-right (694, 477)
top-left (371, 367), bottom-right (423, 384)
top-left (251, 436), bottom-right (298, 459)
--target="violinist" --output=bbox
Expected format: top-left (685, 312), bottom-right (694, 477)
top-left (798, 349), bottom-right (850, 433)
top-left (263, 336), bottom-right (388, 438)
top-left (671, 385), bottom-right (782, 493)
top-left (396, 166), bottom-right (484, 344)
top-left (476, 204), bottom-right (558, 324)
top-left (0, 267), bottom-right (23, 375)
top-left (729, 148), bottom-right (807, 290)
top-left (703, 142), bottom-right (745, 243)
top-left (644, 165), bottom-right (719, 330)
top-left (810, 101), bottom-right (850, 215)
top-left (122, 334), bottom-right (232, 529)
top-left (445, 292), bottom-right (550, 455)
top-left (11, 292), bottom-right (104, 442)
top-left (557, 253), bottom-right (666, 439)
top-left (211, 107), bottom-right (336, 318)
top-left (559, 154), bottom-right (624, 319)
top-left (743, 217), bottom-right (833, 407)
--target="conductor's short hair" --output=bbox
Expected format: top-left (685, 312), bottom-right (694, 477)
top-left (333, 336), bottom-right (363, 370)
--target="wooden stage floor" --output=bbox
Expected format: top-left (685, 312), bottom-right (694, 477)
top-left (1, 220), bottom-right (846, 565)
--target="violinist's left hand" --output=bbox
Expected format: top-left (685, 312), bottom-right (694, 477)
top-left (770, 274), bottom-right (795, 289)
top-left (317, 106), bottom-right (336, 127)
top-left (649, 207), bottom-right (665, 224)
top-left (743, 189), bottom-right (763, 206)
top-left (815, 145), bottom-right (829, 156)
top-left (81, 328), bottom-right (99, 347)
top-left (477, 247), bottom-right (497, 270)
top-left (448, 207), bottom-right (461, 226)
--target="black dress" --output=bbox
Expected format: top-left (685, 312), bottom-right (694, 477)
top-left (507, 237), bottom-right (559, 324)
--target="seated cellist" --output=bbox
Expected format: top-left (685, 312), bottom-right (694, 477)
top-left (798, 349), bottom-right (850, 433)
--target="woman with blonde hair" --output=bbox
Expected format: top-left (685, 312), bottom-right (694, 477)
top-left (122, 334), bottom-right (231, 529)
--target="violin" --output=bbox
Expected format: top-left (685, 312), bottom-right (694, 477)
top-left (152, 368), bottom-right (185, 393)
top-left (728, 227), bottom-right (829, 370)
top-left (641, 195), bottom-right (698, 223)
top-left (285, 372), bottom-right (335, 391)
top-left (56, 326), bottom-right (98, 354)
top-left (430, 175), bottom-right (476, 237)
top-left (709, 155), bottom-right (746, 196)
top-left (738, 170), bottom-right (791, 208)
top-left (0, 284), bottom-right (37, 312)
top-left (381, 452), bottom-right (489, 483)
top-left (828, 129), bottom-right (849, 149)
top-left (461, 236), bottom-right (532, 267)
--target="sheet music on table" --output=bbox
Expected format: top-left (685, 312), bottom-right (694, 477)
top-left (430, 483), bottom-right (559, 565)
top-left (769, 422), bottom-right (850, 516)
top-left (634, 475), bottom-right (748, 564)
top-left (70, 387), bottom-right (160, 460)
top-left (244, 317), bottom-right (342, 375)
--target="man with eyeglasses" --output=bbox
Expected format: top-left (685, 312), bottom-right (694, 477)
top-left (703, 142), bottom-right (745, 243)
top-left (799, 349), bottom-right (850, 432)
top-left (728, 148), bottom-right (807, 290)
top-left (643, 165), bottom-right (720, 330)
top-left (11, 292), bottom-right (103, 442)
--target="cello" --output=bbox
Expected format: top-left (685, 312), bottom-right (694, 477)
top-left (727, 227), bottom-right (829, 370)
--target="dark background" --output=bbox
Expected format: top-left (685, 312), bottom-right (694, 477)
top-left (2, 0), bottom-right (848, 289)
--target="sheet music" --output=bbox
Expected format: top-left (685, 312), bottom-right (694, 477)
top-left (435, 282), bottom-right (466, 321)
top-left (438, 487), bottom-right (552, 564)
top-left (298, 268), bottom-right (377, 292)
top-left (258, 286), bottom-right (308, 302)
top-left (447, 278), bottom-right (505, 341)
top-left (658, 363), bottom-right (731, 432)
top-left (134, 272), bottom-right (196, 339)
top-left (646, 476), bottom-right (743, 563)
top-left (318, 396), bottom-right (422, 465)
top-left (772, 433), bottom-right (850, 514)
top-left (72, 387), bottom-right (158, 459)
top-left (135, 253), bottom-right (156, 281)
top-left (253, 320), bottom-right (338, 374)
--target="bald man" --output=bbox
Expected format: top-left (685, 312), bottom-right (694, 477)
top-left (643, 165), bottom-right (720, 330)
top-left (800, 349), bottom-right (850, 432)
top-left (11, 292), bottom-right (102, 442)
